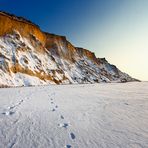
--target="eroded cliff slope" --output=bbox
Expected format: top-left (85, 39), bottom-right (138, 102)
top-left (0, 11), bottom-right (138, 87)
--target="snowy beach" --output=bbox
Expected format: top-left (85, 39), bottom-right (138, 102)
top-left (0, 82), bottom-right (148, 148)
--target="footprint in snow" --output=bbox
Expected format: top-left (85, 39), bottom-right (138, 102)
top-left (7, 106), bottom-right (15, 110)
top-left (7, 99), bottom-right (24, 112)
top-left (55, 105), bottom-right (58, 108)
top-left (65, 145), bottom-right (72, 148)
top-left (60, 115), bottom-right (64, 119)
top-left (52, 109), bottom-right (56, 112)
top-left (70, 133), bottom-right (76, 140)
top-left (2, 111), bottom-right (15, 116)
top-left (58, 123), bottom-right (69, 128)
top-left (14, 100), bottom-right (24, 106)
top-left (20, 99), bottom-right (23, 102)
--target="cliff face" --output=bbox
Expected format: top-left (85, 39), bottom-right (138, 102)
top-left (0, 12), bottom-right (46, 44)
top-left (0, 11), bottom-right (99, 62)
top-left (0, 11), bottom-right (139, 87)
top-left (44, 33), bottom-right (76, 62)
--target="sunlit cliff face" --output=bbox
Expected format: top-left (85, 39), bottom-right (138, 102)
top-left (0, 12), bottom-right (46, 44)
top-left (0, 11), bottom-right (138, 87)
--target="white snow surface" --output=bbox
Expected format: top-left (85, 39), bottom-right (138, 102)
top-left (0, 82), bottom-right (148, 148)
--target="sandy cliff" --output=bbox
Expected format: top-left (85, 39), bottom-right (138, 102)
top-left (0, 11), bottom-right (139, 87)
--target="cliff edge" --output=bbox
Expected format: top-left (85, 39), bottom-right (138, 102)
top-left (0, 11), bottom-right (139, 87)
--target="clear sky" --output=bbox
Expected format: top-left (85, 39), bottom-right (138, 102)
top-left (1, 0), bottom-right (148, 80)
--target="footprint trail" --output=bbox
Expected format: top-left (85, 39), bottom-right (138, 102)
top-left (48, 91), bottom-right (77, 147)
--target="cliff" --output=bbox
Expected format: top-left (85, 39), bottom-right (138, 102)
top-left (0, 11), bottom-right (139, 87)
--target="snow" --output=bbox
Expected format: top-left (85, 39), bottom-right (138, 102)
top-left (0, 82), bottom-right (148, 148)
top-left (12, 73), bottom-right (47, 86)
top-left (0, 34), bottom-right (60, 86)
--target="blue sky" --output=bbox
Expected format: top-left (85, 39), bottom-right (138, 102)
top-left (1, 0), bottom-right (148, 80)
